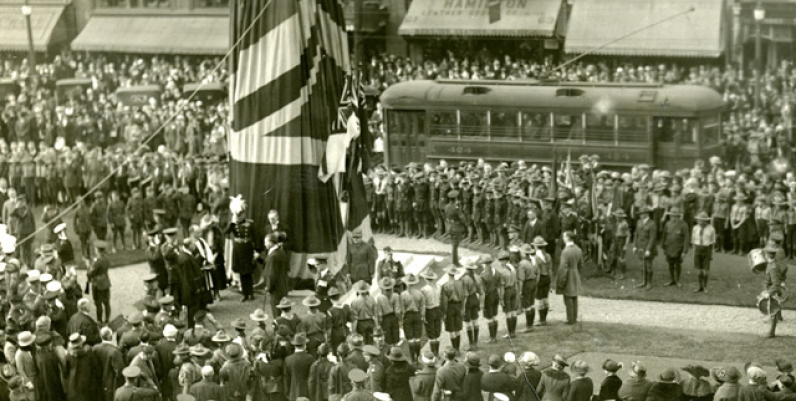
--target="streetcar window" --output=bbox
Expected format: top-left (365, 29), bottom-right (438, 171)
top-left (585, 113), bottom-right (615, 143)
top-left (460, 111), bottom-right (488, 138)
top-left (653, 117), bottom-right (674, 143)
top-left (677, 118), bottom-right (697, 144)
top-left (521, 112), bottom-right (551, 142)
top-left (491, 111), bottom-right (518, 140)
top-left (554, 114), bottom-right (584, 141)
top-left (618, 116), bottom-right (648, 143)
top-left (702, 116), bottom-right (720, 144)
top-left (429, 111), bottom-right (457, 137)
top-left (386, 110), bottom-right (426, 145)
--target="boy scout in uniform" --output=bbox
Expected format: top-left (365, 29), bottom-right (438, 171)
top-left (375, 278), bottom-right (402, 347)
top-left (460, 259), bottom-right (483, 351)
top-left (351, 281), bottom-right (378, 345)
top-left (518, 244), bottom-right (540, 332)
top-left (400, 273), bottom-right (425, 362)
top-left (479, 254), bottom-right (502, 342)
top-left (440, 266), bottom-right (465, 352)
top-left (498, 250), bottom-right (520, 339)
top-left (299, 295), bottom-right (327, 358)
top-left (420, 271), bottom-right (442, 357)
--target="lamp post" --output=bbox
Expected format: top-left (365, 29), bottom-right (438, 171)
top-left (754, 2), bottom-right (765, 112)
top-left (21, 1), bottom-right (35, 79)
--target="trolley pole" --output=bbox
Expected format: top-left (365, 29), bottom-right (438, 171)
top-left (21, 0), bottom-right (35, 80)
top-left (754, 1), bottom-right (765, 112)
top-left (353, 0), bottom-right (363, 79)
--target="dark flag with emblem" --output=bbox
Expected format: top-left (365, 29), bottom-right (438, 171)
top-left (488, 0), bottom-right (501, 24)
top-left (229, 0), bottom-right (350, 280)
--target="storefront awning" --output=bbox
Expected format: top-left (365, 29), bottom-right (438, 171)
top-left (565, 0), bottom-right (726, 57)
top-left (0, 5), bottom-right (66, 52)
top-left (398, 0), bottom-right (565, 37)
top-left (71, 15), bottom-right (228, 55)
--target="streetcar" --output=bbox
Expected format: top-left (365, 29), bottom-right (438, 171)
top-left (380, 79), bottom-right (726, 170)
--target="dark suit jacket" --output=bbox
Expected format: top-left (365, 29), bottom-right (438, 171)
top-left (155, 339), bottom-right (178, 393)
top-left (190, 379), bottom-right (227, 401)
top-left (566, 377), bottom-right (594, 401)
top-left (284, 350), bottom-right (315, 400)
top-left (91, 342), bottom-right (124, 400)
top-left (263, 222), bottom-right (291, 249)
top-left (67, 312), bottom-right (101, 345)
top-left (482, 371), bottom-right (518, 401)
top-left (266, 246), bottom-right (289, 296)
top-left (522, 220), bottom-right (547, 245)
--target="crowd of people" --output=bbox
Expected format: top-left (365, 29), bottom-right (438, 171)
top-left (0, 40), bottom-right (792, 400)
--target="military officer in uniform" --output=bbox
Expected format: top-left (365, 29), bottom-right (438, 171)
top-left (115, 365), bottom-right (160, 401)
top-left (225, 195), bottom-right (257, 302)
top-left (376, 247), bottom-right (404, 292)
top-left (343, 369), bottom-right (377, 401)
top-left (413, 172), bottom-right (430, 238)
top-left (633, 207), bottom-right (657, 290)
top-left (347, 229), bottom-right (377, 285)
top-left (440, 266), bottom-right (465, 352)
top-left (310, 255), bottom-right (336, 313)
top-left (445, 190), bottom-right (466, 267)
top-left (660, 207), bottom-right (690, 287)
top-left (87, 240), bottom-right (112, 325)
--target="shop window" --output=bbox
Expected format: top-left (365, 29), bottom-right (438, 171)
top-left (195, 0), bottom-right (229, 8)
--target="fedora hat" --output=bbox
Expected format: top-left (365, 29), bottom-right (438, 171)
top-left (466, 352), bottom-right (481, 367)
top-left (553, 354), bottom-right (569, 367)
top-left (667, 207), bottom-right (682, 216)
top-left (67, 333), bottom-right (86, 350)
top-left (387, 347), bottom-right (407, 362)
top-left (291, 332), bottom-right (308, 346)
top-left (249, 309), bottom-right (269, 322)
top-left (402, 274), bottom-right (419, 285)
top-left (302, 295), bottom-right (321, 308)
top-left (420, 350), bottom-right (436, 366)
top-left (17, 331), bottom-right (35, 347)
top-left (613, 209), bottom-right (627, 218)
top-left (603, 359), bottom-right (623, 373)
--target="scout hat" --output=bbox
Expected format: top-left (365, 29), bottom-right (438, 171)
top-left (355, 280), bottom-right (371, 294)
top-left (379, 277), bottom-right (395, 290)
top-left (276, 298), bottom-right (295, 309)
top-left (232, 318), bottom-right (247, 331)
top-left (420, 270), bottom-right (438, 280)
top-left (211, 330), bottom-right (231, 343)
top-left (249, 309), bottom-right (269, 322)
top-left (695, 212), bottom-right (710, 221)
top-left (173, 344), bottom-right (191, 356)
top-left (402, 273), bottom-right (420, 285)
top-left (463, 259), bottom-right (478, 270)
top-left (520, 244), bottom-right (534, 255)
top-left (444, 265), bottom-right (459, 275)
top-left (302, 295), bottom-right (321, 308)
top-left (668, 207), bottom-right (682, 216)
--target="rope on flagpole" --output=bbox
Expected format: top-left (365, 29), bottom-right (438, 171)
top-left (16, 0), bottom-right (275, 248)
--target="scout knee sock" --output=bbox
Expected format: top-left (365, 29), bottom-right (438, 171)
top-left (526, 310), bottom-right (535, 327)
top-left (668, 264), bottom-right (675, 283)
top-left (466, 326), bottom-right (473, 344)
top-left (451, 335), bottom-right (460, 350)
top-left (488, 321), bottom-right (497, 339)
top-left (675, 264), bottom-right (682, 283)
top-left (430, 340), bottom-right (439, 356)
top-left (473, 327), bottom-right (479, 345)
top-left (539, 308), bottom-right (548, 324)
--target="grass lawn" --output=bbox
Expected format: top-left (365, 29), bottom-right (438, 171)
top-left (456, 239), bottom-right (779, 309)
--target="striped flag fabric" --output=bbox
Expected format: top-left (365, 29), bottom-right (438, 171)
top-left (229, 0), bottom-right (353, 279)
